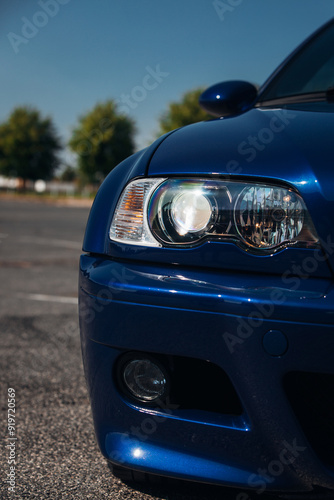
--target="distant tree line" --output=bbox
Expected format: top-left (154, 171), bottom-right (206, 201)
top-left (0, 88), bottom-right (211, 187)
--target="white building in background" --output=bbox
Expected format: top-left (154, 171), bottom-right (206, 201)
top-left (0, 176), bottom-right (20, 189)
top-left (0, 176), bottom-right (76, 195)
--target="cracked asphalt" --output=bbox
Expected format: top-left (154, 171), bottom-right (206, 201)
top-left (0, 198), bottom-right (276, 500)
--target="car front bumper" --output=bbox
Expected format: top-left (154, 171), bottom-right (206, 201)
top-left (79, 253), bottom-right (334, 494)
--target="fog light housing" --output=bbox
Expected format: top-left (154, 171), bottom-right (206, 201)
top-left (119, 355), bottom-right (169, 403)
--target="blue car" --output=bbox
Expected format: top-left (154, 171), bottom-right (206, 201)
top-left (79, 19), bottom-right (334, 497)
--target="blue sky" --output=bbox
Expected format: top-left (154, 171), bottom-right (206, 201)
top-left (1, 0), bottom-right (334, 165)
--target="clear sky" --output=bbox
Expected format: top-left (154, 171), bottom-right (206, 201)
top-left (1, 0), bottom-right (334, 165)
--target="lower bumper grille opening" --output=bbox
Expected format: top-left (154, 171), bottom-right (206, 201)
top-left (284, 371), bottom-right (334, 467)
top-left (166, 355), bottom-right (243, 415)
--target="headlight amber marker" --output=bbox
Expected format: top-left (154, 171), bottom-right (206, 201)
top-left (109, 178), bottom-right (164, 246)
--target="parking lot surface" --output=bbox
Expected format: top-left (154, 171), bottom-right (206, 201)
top-left (1, 198), bottom-right (274, 500)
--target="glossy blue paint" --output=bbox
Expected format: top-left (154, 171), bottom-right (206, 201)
top-left (80, 20), bottom-right (334, 494)
top-left (104, 432), bottom-right (264, 486)
top-left (199, 80), bottom-right (258, 117)
top-left (79, 255), bottom-right (334, 491)
top-left (80, 255), bottom-right (334, 327)
top-left (262, 330), bottom-right (288, 357)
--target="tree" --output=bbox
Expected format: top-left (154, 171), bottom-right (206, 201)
top-left (0, 107), bottom-right (61, 188)
top-left (69, 101), bottom-right (135, 184)
top-left (59, 165), bottom-right (78, 182)
top-left (158, 88), bottom-right (212, 135)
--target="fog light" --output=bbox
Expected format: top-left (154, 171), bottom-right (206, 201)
top-left (122, 358), bottom-right (168, 402)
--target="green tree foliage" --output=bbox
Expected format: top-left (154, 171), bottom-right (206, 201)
top-left (158, 88), bottom-right (212, 135)
top-left (0, 107), bottom-right (61, 186)
top-left (59, 165), bottom-right (77, 182)
top-left (69, 101), bottom-right (135, 184)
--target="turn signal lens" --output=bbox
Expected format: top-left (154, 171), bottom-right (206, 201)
top-left (109, 178), bottom-right (164, 246)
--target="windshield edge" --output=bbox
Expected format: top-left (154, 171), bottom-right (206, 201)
top-left (256, 19), bottom-right (334, 104)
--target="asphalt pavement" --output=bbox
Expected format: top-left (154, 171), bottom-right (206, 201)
top-left (0, 197), bottom-right (275, 500)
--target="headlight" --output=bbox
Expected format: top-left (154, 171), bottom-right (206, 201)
top-left (109, 178), bottom-right (319, 254)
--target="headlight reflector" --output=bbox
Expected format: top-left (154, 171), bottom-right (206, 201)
top-left (235, 185), bottom-right (305, 248)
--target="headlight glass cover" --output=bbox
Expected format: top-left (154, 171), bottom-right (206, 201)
top-left (109, 178), bottom-right (319, 253)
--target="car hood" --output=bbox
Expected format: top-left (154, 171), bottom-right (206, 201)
top-left (148, 106), bottom-right (332, 194)
top-left (148, 105), bottom-right (334, 271)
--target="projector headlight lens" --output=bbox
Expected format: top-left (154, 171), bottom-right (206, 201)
top-left (171, 191), bottom-right (212, 235)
